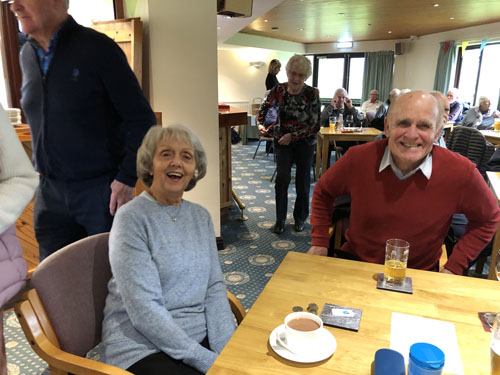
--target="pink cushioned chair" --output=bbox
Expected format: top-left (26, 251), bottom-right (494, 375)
top-left (15, 232), bottom-right (245, 375)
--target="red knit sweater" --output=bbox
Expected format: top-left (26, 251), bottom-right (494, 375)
top-left (311, 139), bottom-right (500, 274)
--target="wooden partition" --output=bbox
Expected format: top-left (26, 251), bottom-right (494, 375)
top-left (91, 17), bottom-right (143, 86)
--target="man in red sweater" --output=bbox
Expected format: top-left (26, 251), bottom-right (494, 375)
top-left (308, 91), bottom-right (500, 275)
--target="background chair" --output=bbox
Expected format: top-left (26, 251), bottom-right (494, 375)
top-left (445, 126), bottom-right (495, 273)
top-left (15, 232), bottom-right (246, 375)
top-left (252, 135), bottom-right (274, 159)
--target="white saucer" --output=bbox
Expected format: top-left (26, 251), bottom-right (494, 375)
top-left (269, 324), bottom-right (336, 363)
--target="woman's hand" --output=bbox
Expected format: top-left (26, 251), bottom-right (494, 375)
top-left (278, 133), bottom-right (292, 145)
top-left (257, 124), bottom-right (267, 135)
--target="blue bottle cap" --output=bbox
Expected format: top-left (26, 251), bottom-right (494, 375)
top-left (409, 342), bottom-right (445, 370)
top-left (374, 348), bottom-right (406, 375)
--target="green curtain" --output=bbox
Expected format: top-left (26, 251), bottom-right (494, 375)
top-left (361, 51), bottom-right (395, 103)
top-left (433, 41), bottom-right (456, 93)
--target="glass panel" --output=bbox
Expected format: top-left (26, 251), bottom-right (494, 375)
top-left (457, 48), bottom-right (481, 105)
top-left (348, 57), bottom-right (365, 100)
top-left (475, 44), bottom-right (500, 109)
top-left (317, 57), bottom-right (344, 100)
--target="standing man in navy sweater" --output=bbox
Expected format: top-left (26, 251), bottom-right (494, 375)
top-left (11, 0), bottom-right (156, 260)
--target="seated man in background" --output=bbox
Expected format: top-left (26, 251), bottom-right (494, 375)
top-left (370, 88), bottom-right (401, 131)
top-left (430, 91), bottom-right (450, 147)
top-left (320, 88), bottom-right (361, 127)
top-left (308, 91), bottom-right (500, 275)
top-left (447, 88), bottom-right (463, 124)
top-left (460, 95), bottom-right (500, 129)
top-left (360, 89), bottom-right (383, 121)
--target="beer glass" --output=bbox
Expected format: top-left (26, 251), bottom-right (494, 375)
top-left (384, 239), bottom-right (410, 283)
top-left (492, 313), bottom-right (500, 374)
top-left (329, 116), bottom-right (337, 131)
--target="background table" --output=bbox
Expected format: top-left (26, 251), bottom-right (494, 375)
top-left (209, 252), bottom-right (500, 375)
top-left (315, 127), bottom-right (381, 179)
top-left (481, 130), bottom-right (500, 146)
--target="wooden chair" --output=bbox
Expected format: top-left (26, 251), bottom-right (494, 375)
top-left (15, 233), bottom-right (246, 375)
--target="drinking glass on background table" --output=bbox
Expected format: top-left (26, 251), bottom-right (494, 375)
top-left (495, 118), bottom-right (500, 131)
top-left (384, 239), bottom-right (410, 283)
top-left (491, 313), bottom-right (500, 374)
top-left (329, 116), bottom-right (337, 131)
top-left (346, 115), bottom-right (354, 128)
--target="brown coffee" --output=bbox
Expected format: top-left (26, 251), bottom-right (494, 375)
top-left (287, 318), bottom-right (320, 332)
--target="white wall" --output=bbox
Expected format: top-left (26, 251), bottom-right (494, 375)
top-left (134, 0), bottom-right (222, 235)
top-left (218, 48), bottom-right (295, 108)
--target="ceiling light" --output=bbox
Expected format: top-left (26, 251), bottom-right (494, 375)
top-left (449, 17), bottom-right (455, 20)
top-left (217, 26), bottom-right (221, 30)
top-left (225, 16), bottom-right (231, 19)
top-left (264, 19), bottom-right (268, 22)
top-left (388, 31), bottom-right (392, 34)
top-left (433, 3), bottom-right (439, 6)
top-left (298, 27), bottom-right (304, 31)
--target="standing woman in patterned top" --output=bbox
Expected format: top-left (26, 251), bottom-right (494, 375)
top-left (257, 55), bottom-right (320, 234)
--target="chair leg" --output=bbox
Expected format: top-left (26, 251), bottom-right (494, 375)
top-left (270, 168), bottom-right (277, 182)
top-left (475, 256), bottom-right (486, 275)
top-left (253, 140), bottom-right (262, 159)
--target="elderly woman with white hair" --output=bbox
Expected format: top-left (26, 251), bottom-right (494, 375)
top-left (460, 95), bottom-right (500, 129)
top-left (98, 125), bottom-right (235, 374)
top-left (257, 54), bottom-right (320, 234)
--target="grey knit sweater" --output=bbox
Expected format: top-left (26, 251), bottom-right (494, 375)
top-left (98, 192), bottom-right (235, 373)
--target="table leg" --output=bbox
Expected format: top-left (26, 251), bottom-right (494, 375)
top-left (488, 222), bottom-right (500, 280)
top-left (321, 135), bottom-right (329, 177)
top-left (315, 134), bottom-right (321, 180)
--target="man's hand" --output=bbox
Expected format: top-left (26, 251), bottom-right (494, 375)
top-left (278, 133), bottom-right (292, 145)
top-left (258, 124), bottom-right (267, 135)
top-left (109, 179), bottom-right (134, 216)
top-left (440, 268), bottom-right (455, 275)
top-left (345, 96), bottom-right (353, 108)
top-left (331, 97), bottom-right (338, 107)
top-left (307, 246), bottom-right (328, 256)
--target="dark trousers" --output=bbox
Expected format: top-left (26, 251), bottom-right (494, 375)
top-left (34, 175), bottom-right (114, 261)
top-left (127, 337), bottom-right (210, 375)
top-left (274, 142), bottom-right (315, 222)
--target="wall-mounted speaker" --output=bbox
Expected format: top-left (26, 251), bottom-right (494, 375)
top-left (395, 42), bottom-right (403, 55)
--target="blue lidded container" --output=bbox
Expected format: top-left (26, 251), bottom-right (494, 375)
top-left (408, 343), bottom-right (445, 375)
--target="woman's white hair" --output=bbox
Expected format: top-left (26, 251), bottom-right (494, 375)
top-left (285, 55), bottom-right (312, 79)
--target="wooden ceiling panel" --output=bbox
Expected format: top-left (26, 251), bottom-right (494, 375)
top-left (241, 0), bottom-right (500, 44)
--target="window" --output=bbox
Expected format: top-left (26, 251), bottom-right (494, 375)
top-left (309, 53), bottom-right (365, 103)
top-left (454, 42), bottom-right (500, 107)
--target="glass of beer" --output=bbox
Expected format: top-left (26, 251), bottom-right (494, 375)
top-left (329, 116), bottom-right (337, 131)
top-left (491, 313), bottom-right (500, 374)
top-left (494, 118), bottom-right (500, 131)
top-left (384, 238), bottom-right (410, 283)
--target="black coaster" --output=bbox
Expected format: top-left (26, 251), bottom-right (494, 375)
top-left (376, 273), bottom-right (413, 294)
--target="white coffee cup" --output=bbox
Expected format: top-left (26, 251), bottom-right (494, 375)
top-left (276, 311), bottom-right (323, 354)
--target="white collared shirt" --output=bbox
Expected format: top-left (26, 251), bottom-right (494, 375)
top-left (378, 146), bottom-right (433, 180)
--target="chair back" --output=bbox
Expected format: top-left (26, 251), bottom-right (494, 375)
top-left (446, 126), bottom-right (495, 179)
top-left (30, 232), bottom-right (111, 357)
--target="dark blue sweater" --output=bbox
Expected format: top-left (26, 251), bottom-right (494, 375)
top-left (19, 16), bottom-right (156, 186)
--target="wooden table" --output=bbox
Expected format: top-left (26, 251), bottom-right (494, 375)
top-left (209, 252), bottom-right (500, 375)
top-left (481, 130), bottom-right (500, 146)
top-left (315, 127), bottom-right (381, 179)
top-left (487, 171), bottom-right (500, 280)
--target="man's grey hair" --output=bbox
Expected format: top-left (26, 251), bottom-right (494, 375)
top-left (334, 88), bottom-right (347, 98)
top-left (137, 124), bottom-right (207, 191)
top-left (285, 55), bottom-right (312, 79)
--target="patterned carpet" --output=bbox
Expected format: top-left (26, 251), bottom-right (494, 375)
top-left (3, 139), bottom-right (317, 373)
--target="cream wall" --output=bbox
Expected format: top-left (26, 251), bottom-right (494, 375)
top-left (218, 49), bottom-right (295, 108)
top-left (133, 0), bottom-right (222, 235)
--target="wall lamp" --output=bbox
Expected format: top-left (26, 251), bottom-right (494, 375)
top-left (249, 61), bottom-right (265, 68)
